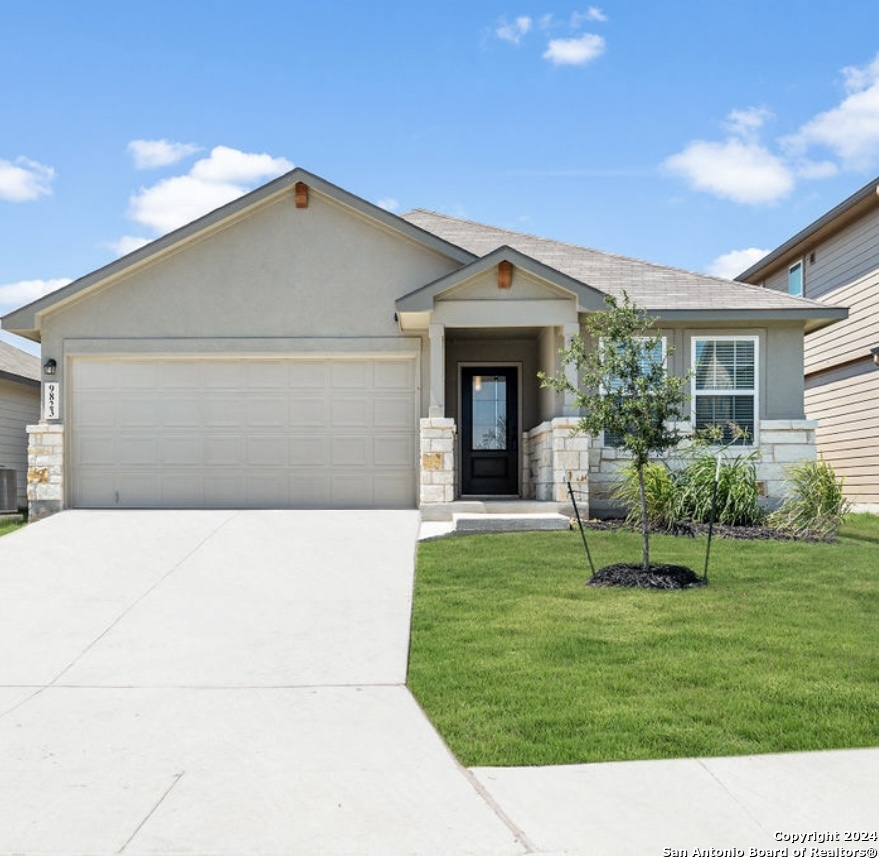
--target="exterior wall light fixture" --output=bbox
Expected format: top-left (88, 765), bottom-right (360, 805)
top-left (43, 358), bottom-right (57, 376)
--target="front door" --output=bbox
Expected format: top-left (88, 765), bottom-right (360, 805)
top-left (461, 366), bottom-right (519, 496)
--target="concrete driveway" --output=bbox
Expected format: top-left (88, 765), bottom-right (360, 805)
top-left (0, 510), bottom-right (523, 855)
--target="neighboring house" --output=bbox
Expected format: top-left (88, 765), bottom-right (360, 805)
top-left (738, 177), bottom-right (879, 512)
top-left (1, 169), bottom-right (846, 521)
top-left (0, 340), bottom-right (41, 509)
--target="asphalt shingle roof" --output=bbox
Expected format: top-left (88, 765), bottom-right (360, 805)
top-left (402, 209), bottom-right (835, 314)
top-left (0, 341), bottom-right (40, 383)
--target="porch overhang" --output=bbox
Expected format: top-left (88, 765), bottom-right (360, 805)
top-left (395, 245), bottom-right (607, 331)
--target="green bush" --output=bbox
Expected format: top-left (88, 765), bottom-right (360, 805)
top-left (612, 461), bottom-right (678, 530)
top-left (766, 458), bottom-right (851, 540)
top-left (612, 443), bottom-right (763, 528)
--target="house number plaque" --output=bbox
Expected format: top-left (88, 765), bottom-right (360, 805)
top-left (43, 382), bottom-right (60, 420)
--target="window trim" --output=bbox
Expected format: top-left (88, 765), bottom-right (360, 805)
top-left (788, 259), bottom-right (804, 297)
top-left (690, 335), bottom-right (759, 446)
top-left (600, 335), bottom-right (668, 449)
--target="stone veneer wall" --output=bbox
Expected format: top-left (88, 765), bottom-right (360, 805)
top-left (587, 418), bottom-right (819, 517)
top-left (27, 423), bottom-right (64, 521)
top-left (524, 418), bottom-right (588, 511)
top-left (419, 417), bottom-right (456, 506)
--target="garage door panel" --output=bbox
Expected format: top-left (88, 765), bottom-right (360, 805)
top-left (160, 474), bottom-right (202, 507)
top-left (331, 362), bottom-right (369, 389)
top-left (374, 435), bottom-right (414, 467)
top-left (120, 435), bottom-right (162, 465)
top-left (289, 436), bottom-right (328, 466)
top-left (72, 357), bottom-right (417, 509)
top-left (204, 435), bottom-right (243, 466)
top-left (161, 397), bottom-right (201, 428)
top-left (245, 436), bottom-right (288, 466)
top-left (331, 397), bottom-right (373, 428)
top-left (373, 396), bottom-right (414, 428)
top-left (289, 397), bottom-right (328, 427)
top-left (288, 361), bottom-right (330, 388)
top-left (118, 472), bottom-right (160, 504)
top-left (374, 360), bottom-right (414, 388)
top-left (161, 436), bottom-right (200, 466)
top-left (246, 398), bottom-right (287, 428)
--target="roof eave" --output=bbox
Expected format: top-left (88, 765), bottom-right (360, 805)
top-left (737, 178), bottom-right (879, 282)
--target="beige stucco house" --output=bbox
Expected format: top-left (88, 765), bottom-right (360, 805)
top-left (1, 169), bottom-right (846, 521)
top-left (738, 177), bottom-right (879, 512)
top-left (0, 340), bottom-right (40, 510)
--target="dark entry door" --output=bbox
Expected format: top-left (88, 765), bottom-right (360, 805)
top-left (461, 367), bottom-right (519, 496)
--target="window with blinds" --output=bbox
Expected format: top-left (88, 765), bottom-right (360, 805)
top-left (603, 337), bottom-right (666, 448)
top-left (692, 337), bottom-right (757, 444)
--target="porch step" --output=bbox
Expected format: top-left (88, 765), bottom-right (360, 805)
top-left (452, 512), bottom-right (571, 535)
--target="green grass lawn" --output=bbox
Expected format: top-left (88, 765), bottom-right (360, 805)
top-left (408, 514), bottom-right (879, 767)
top-left (0, 519), bottom-right (25, 539)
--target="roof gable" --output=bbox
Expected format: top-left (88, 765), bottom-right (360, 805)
top-left (396, 246), bottom-right (608, 313)
top-left (2, 169), bottom-right (477, 340)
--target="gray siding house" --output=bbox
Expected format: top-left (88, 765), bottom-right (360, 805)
top-left (738, 178), bottom-right (879, 511)
top-left (1, 169), bottom-right (845, 520)
top-left (0, 340), bottom-right (41, 509)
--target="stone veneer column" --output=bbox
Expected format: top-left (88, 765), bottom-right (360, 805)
top-left (419, 417), bottom-right (456, 509)
top-left (757, 419), bottom-right (818, 505)
top-left (525, 417), bottom-right (589, 510)
top-left (27, 423), bottom-right (64, 521)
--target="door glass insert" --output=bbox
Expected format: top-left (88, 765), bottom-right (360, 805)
top-left (471, 374), bottom-right (507, 450)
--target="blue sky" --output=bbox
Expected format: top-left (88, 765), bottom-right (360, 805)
top-left (4, 0), bottom-right (879, 352)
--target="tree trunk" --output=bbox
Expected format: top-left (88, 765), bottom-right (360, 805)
top-left (638, 463), bottom-right (650, 570)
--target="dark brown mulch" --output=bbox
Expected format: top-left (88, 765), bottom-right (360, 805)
top-left (589, 563), bottom-right (706, 589)
top-left (580, 518), bottom-right (832, 542)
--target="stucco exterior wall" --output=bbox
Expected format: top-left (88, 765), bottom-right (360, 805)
top-left (38, 189), bottom-right (461, 417)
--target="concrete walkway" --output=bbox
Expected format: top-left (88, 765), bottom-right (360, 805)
top-left (0, 510), bottom-right (875, 855)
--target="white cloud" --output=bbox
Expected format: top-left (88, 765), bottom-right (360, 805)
top-left (543, 33), bottom-right (605, 66)
top-left (127, 146), bottom-right (293, 235)
top-left (0, 156), bottom-right (55, 202)
top-left (724, 106), bottom-right (772, 139)
top-left (706, 248), bottom-right (771, 280)
top-left (571, 7), bottom-right (607, 26)
top-left (0, 278), bottom-right (72, 309)
top-left (376, 198), bottom-right (399, 212)
top-left (128, 139), bottom-right (201, 170)
top-left (496, 16), bottom-right (532, 45)
top-left (106, 235), bottom-right (152, 257)
top-left (785, 52), bottom-right (879, 170)
top-left (664, 138), bottom-right (794, 205)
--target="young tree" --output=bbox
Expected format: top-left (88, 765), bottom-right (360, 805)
top-left (540, 293), bottom-right (690, 570)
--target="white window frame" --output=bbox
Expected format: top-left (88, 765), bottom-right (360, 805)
top-left (691, 335), bottom-right (759, 446)
top-left (788, 259), bottom-right (804, 297)
top-left (600, 335), bottom-right (667, 448)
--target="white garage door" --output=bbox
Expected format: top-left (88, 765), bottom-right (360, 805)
top-left (70, 357), bottom-right (418, 509)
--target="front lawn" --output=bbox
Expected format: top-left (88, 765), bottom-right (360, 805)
top-left (407, 514), bottom-right (879, 766)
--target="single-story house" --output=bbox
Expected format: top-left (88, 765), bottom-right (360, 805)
top-left (1, 169), bottom-right (847, 521)
top-left (0, 340), bottom-right (41, 510)
top-left (737, 177), bottom-right (879, 511)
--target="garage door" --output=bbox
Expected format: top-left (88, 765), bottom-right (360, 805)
top-left (70, 357), bottom-right (418, 509)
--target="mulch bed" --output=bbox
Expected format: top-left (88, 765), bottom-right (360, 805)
top-left (580, 518), bottom-right (831, 543)
top-left (589, 562), bottom-right (706, 589)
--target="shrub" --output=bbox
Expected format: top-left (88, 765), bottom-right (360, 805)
top-left (612, 442), bottom-right (763, 529)
top-left (612, 461), bottom-right (678, 530)
top-left (766, 458), bottom-right (851, 540)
